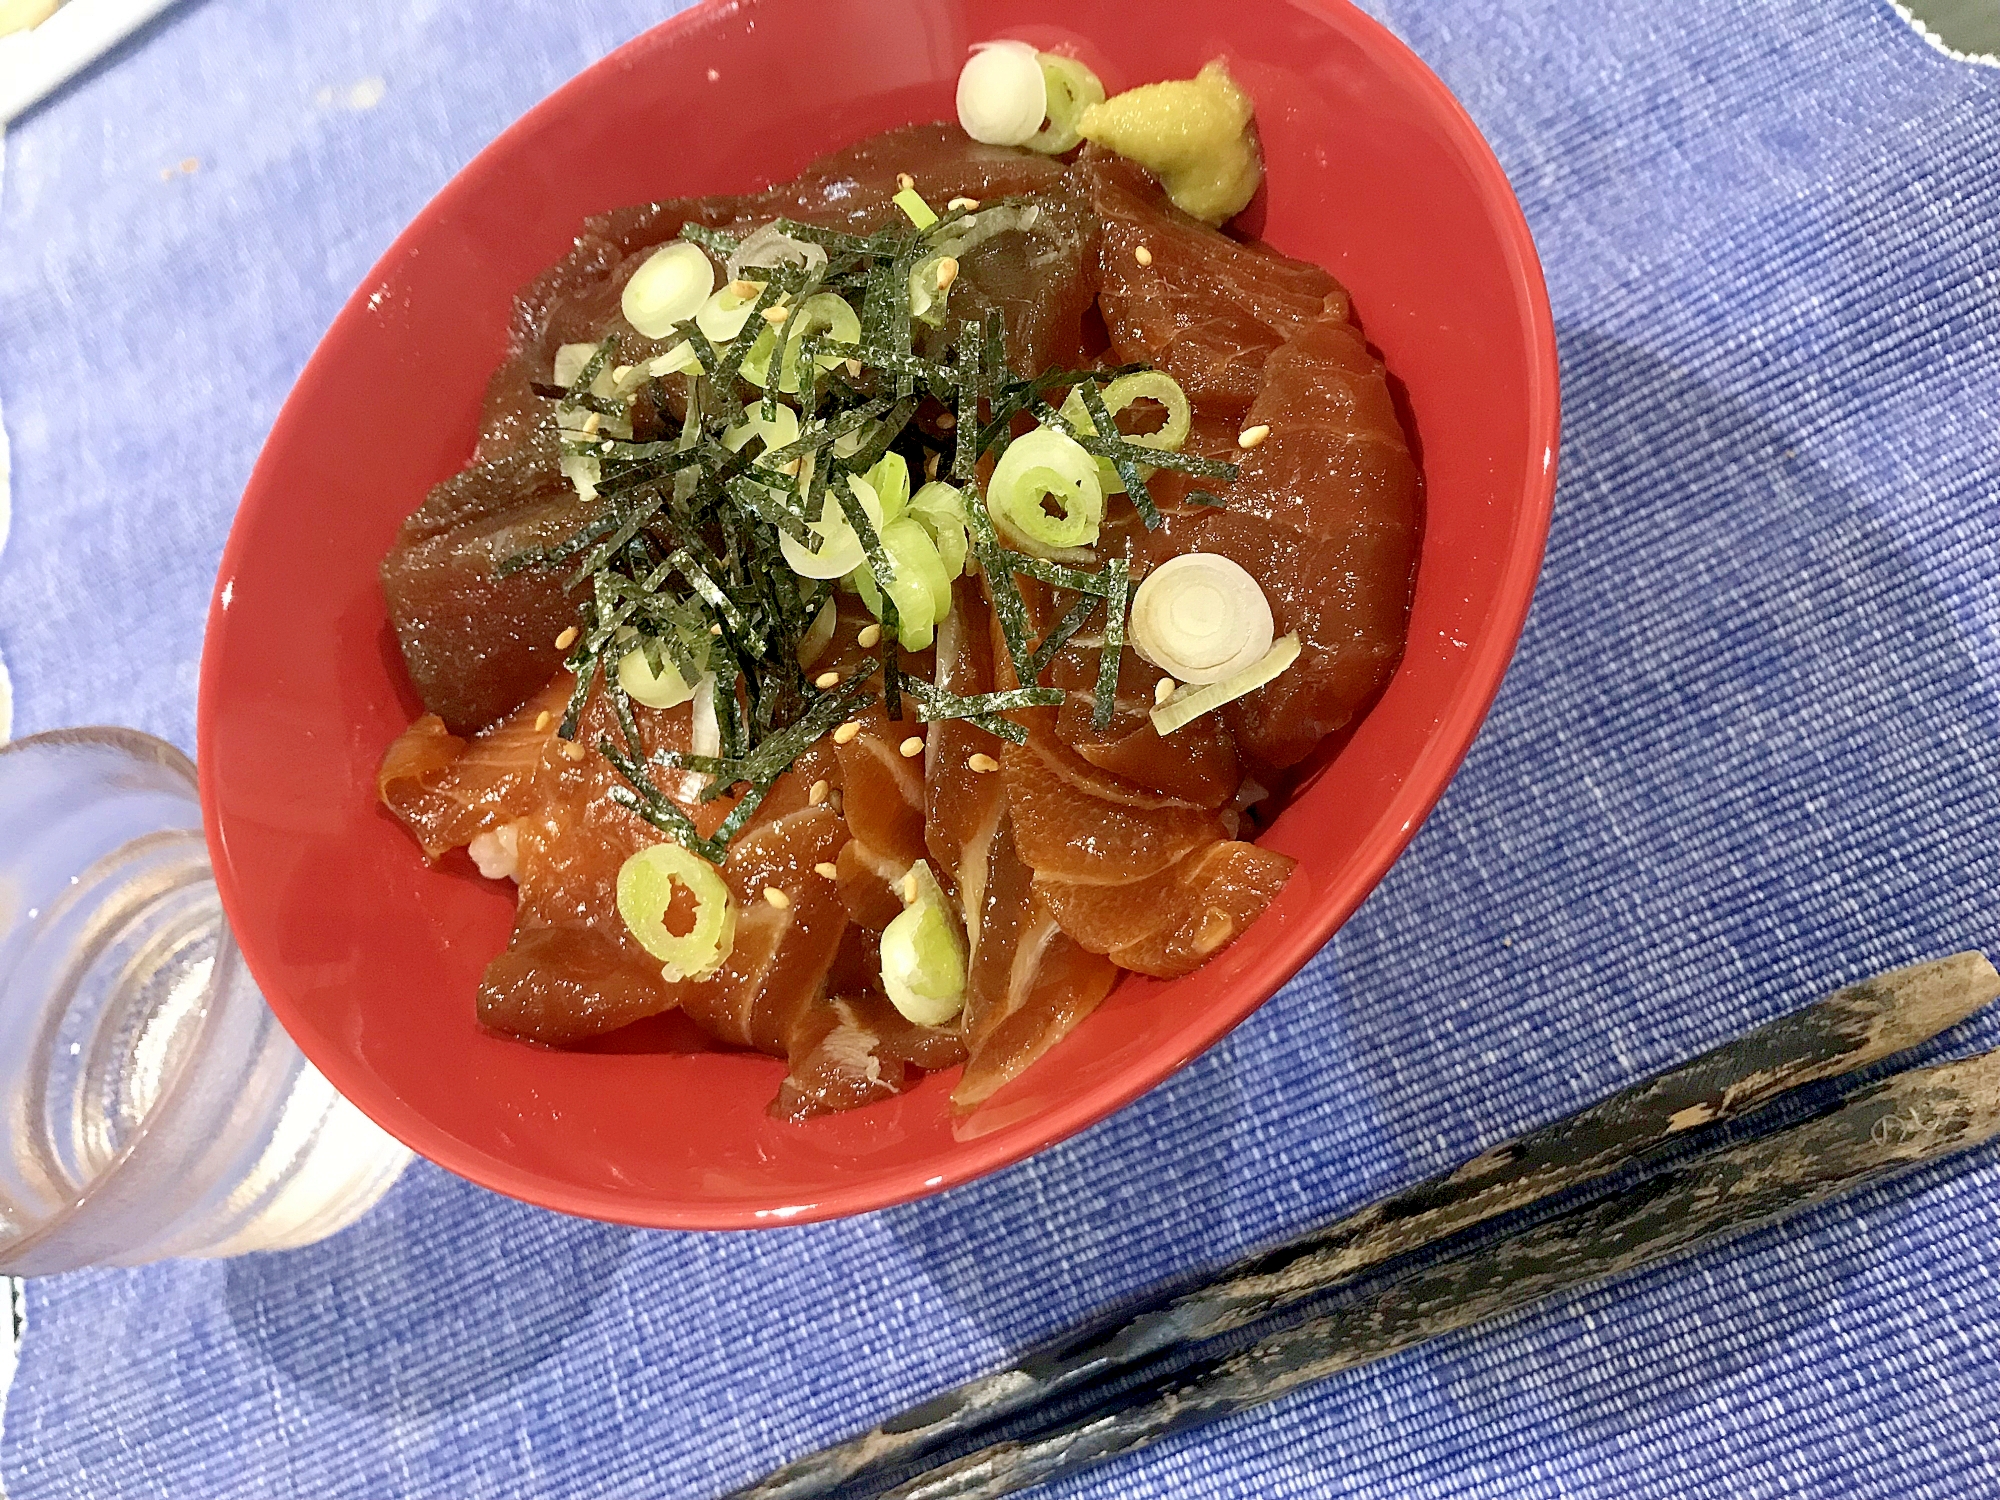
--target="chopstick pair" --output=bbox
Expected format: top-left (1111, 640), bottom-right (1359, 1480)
top-left (726, 951), bottom-right (2000, 1500)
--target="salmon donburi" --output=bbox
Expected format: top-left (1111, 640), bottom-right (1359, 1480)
top-left (375, 51), bottom-right (1421, 1121)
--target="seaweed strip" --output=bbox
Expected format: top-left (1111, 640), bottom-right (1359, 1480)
top-left (1093, 558), bottom-right (1129, 732)
top-left (1079, 379), bottom-right (1163, 530)
top-left (1024, 590), bottom-right (1101, 682)
top-left (677, 222), bottom-right (741, 259)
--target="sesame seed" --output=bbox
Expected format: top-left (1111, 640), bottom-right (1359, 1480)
top-left (857, 624), bottom-right (882, 649)
top-left (728, 279), bottom-right (761, 298)
top-left (899, 735), bottom-right (925, 758)
top-left (1237, 424), bottom-right (1271, 450)
top-left (1134, 244), bottom-right (1153, 266)
top-left (808, 779), bottom-right (830, 806)
top-left (896, 171), bottom-right (915, 191)
top-left (1155, 677), bottom-right (1176, 706)
top-left (709, 623), bottom-right (724, 636)
top-left (845, 359), bottom-right (864, 378)
top-left (580, 411), bottom-right (602, 435)
top-left (935, 257), bottom-right (959, 291)
top-left (815, 670), bottom-right (841, 689)
top-left (814, 862), bottom-right (839, 879)
top-left (760, 304), bottom-right (790, 324)
top-left (936, 411), bottom-right (956, 430)
top-left (554, 626), bottom-right (579, 650)
top-left (947, 196), bottom-right (980, 211)
top-left (901, 871), bottom-right (920, 904)
top-left (833, 721), bottom-right (862, 745)
top-left (968, 752), bottom-right (1000, 774)
top-left (534, 710), bottom-right (552, 731)
top-left (924, 451), bottom-right (940, 480)
top-left (762, 886), bottom-right (791, 909)
top-left (783, 457), bottom-right (803, 476)
top-left (560, 741), bottom-right (586, 762)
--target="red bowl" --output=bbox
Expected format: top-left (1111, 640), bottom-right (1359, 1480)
top-left (199, 0), bottom-right (1557, 1229)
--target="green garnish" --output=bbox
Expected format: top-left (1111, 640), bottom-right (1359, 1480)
top-left (506, 196), bottom-right (1241, 860)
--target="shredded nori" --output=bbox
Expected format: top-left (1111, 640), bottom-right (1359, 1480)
top-left (501, 202), bottom-right (1240, 859)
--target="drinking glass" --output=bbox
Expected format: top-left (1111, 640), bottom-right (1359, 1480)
top-left (0, 727), bottom-right (410, 1275)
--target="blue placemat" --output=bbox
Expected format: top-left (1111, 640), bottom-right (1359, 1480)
top-left (5, 2), bottom-right (2000, 1496)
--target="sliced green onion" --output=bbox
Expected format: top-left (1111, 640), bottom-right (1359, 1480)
top-left (696, 282), bottom-right (762, 343)
top-left (742, 292), bottom-right (861, 393)
top-left (780, 472), bottom-right (885, 580)
top-left (721, 402), bottom-right (802, 464)
top-left (878, 860), bottom-right (966, 1025)
top-left (1059, 370), bottom-right (1191, 494)
top-left (853, 516), bottom-right (952, 651)
top-left (1150, 632), bottom-right (1301, 736)
top-left (617, 843), bottom-right (737, 981)
top-left (726, 222), bottom-right (828, 282)
top-left (645, 341), bottom-right (704, 378)
top-left (893, 186), bottom-right (939, 229)
top-left (862, 450), bottom-right (911, 519)
top-left (909, 481), bottom-right (971, 579)
top-left (1129, 552), bottom-right (1275, 684)
top-left (956, 39), bottom-right (1046, 147)
top-left (988, 426), bottom-right (1104, 556)
top-left (1026, 53), bottom-right (1105, 155)
top-left (796, 596), bottom-right (837, 667)
top-left (616, 627), bottom-right (699, 710)
top-left (621, 242), bottom-right (717, 339)
top-left (553, 341), bottom-right (617, 393)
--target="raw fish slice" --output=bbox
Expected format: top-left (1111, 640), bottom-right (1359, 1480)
top-left (1081, 149), bottom-right (1345, 412)
top-left (1027, 568), bottom-right (1244, 811)
top-left (771, 996), bottom-right (912, 1123)
top-left (478, 195), bottom-right (747, 460)
top-left (831, 705), bottom-right (928, 929)
top-left (1001, 715), bottom-right (1289, 981)
top-left (676, 805), bottom-right (850, 1055)
top-left (835, 838), bottom-right (907, 932)
top-left (921, 171), bottom-right (1102, 376)
top-left (772, 992), bottom-right (971, 1123)
top-left (1054, 697), bottom-right (1240, 811)
top-left (1033, 838), bottom-right (1294, 979)
top-left (833, 708), bottom-right (927, 862)
top-left (925, 578), bottom-right (1011, 927)
top-left (1003, 721), bottom-right (1224, 883)
top-left (763, 123), bottom-right (1070, 235)
top-left (379, 675), bottom-right (572, 858)
top-left (380, 486), bottom-right (601, 734)
top-left (954, 822), bottom-right (1117, 1110)
top-left (1170, 314), bottom-right (1420, 768)
top-left (478, 926), bottom-right (675, 1046)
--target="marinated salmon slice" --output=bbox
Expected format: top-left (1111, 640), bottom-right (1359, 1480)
top-left (1033, 838), bottom-right (1293, 978)
top-left (954, 815), bottom-right (1118, 1110)
top-left (773, 991), bottom-right (970, 1123)
top-left (1081, 148), bottom-right (1346, 413)
top-left (1004, 716), bottom-right (1293, 980)
top-left (1004, 718), bottom-right (1225, 883)
top-left (925, 578), bottom-right (1011, 922)
top-left (676, 805), bottom-right (850, 1055)
top-left (1168, 312), bottom-right (1420, 769)
top-left (379, 675), bottom-right (572, 858)
top-left (831, 705), bottom-right (927, 930)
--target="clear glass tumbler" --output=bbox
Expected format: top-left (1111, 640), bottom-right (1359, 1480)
top-left (0, 727), bottom-right (410, 1275)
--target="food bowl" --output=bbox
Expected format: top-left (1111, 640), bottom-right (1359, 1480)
top-left (198, 0), bottom-right (1558, 1229)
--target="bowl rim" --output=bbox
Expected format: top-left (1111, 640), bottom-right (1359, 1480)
top-left (198, 0), bottom-right (1559, 1230)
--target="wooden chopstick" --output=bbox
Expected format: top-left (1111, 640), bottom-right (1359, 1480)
top-left (870, 1043), bottom-right (2000, 1498)
top-left (727, 952), bottom-right (1999, 1500)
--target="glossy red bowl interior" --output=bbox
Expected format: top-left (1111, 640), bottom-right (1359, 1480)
top-left (199, 0), bottom-right (1557, 1229)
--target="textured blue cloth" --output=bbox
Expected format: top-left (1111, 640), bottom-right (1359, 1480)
top-left (5, 1), bottom-right (2000, 1496)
